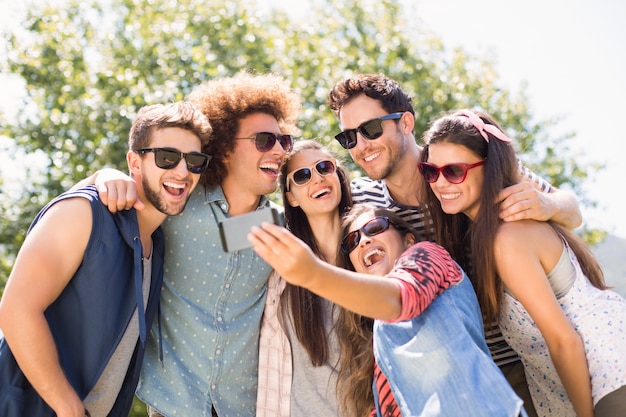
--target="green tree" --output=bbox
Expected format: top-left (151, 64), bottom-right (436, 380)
top-left (0, 0), bottom-right (601, 290)
top-left (0, 0), bottom-right (599, 414)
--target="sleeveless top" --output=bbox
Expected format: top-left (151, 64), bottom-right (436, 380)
top-left (0, 186), bottom-right (164, 417)
top-left (500, 240), bottom-right (626, 416)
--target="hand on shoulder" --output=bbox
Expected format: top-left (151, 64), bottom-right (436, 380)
top-left (93, 168), bottom-right (144, 213)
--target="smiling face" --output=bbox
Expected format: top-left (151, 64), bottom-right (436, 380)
top-left (426, 142), bottom-right (485, 221)
top-left (347, 212), bottom-right (415, 276)
top-left (132, 127), bottom-right (203, 217)
top-left (338, 95), bottom-right (409, 181)
top-left (224, 112), bottom-right (288, 198)
top-left (284, 149), bottom-right (342, 218)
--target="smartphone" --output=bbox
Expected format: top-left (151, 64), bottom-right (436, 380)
top-left (218, 207), bottom-right (283, 252)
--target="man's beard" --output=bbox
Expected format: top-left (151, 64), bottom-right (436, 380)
top-left (142, 176), bottom-right (189, 216)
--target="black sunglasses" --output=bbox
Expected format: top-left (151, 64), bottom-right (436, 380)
top-left (285, 159), bottom-right (336, 191)
top-left (135, 148), bottom-right (211, 174)
top-left (418, 161), bottom-right (485, 184)
top-left (341, 216), bottom-right (399, 254)
top-left (235, 132), bottom-right (294, 153)
top-left (334, 112), bottom-right (404, 150)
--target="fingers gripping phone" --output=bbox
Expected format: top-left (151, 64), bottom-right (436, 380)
top-left (218, 207), bottom-right (283, 252)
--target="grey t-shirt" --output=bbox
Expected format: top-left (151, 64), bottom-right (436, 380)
top-left (84, 254), bottom-right (152, 417)
top-left (286, 298), bottom-right (341, 416)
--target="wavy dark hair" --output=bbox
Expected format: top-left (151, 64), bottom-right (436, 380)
top-left (327, 72), bottom-right (415, 118)
top-left (335, 204), bottom-right (417, 417)
top-left (278, 140), bottom-right (352, 367)
top-left (418, 109), bottom-right (606, 323)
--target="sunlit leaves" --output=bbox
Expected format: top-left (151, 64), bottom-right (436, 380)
top-left (0, 0), bottom-right (596, 301)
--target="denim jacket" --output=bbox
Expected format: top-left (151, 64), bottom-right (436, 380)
top-left (374, 273), bottom-right (525, 417)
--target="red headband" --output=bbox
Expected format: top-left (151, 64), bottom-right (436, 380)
top-left (458, 110), bottom-right (512, 143)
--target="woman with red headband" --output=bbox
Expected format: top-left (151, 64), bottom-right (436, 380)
top-left (418, 109), bottom-right (626, 417)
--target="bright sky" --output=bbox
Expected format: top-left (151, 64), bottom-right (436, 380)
top-left (2, 0), bottom-right (625, 238)
top-left (412, 0), bottom-right (626, 238)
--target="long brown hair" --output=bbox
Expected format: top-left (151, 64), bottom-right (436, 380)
top-left (419, 109), bottom-right (606, 323)
top-left (278, 140), bottom-right (353, 366)
top-left (335, 204), bottom-right (418, 417)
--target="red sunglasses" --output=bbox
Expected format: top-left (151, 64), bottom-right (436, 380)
top-left (418, 160), bottom-right (485, 184)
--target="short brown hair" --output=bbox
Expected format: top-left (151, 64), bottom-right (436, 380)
top-left (129, 101), bottom-right (212, 151)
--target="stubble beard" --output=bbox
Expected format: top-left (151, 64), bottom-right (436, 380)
top-left (363, 140), bottom-right (405, 181)
top-left (142, 176), bottom-right (189, 216)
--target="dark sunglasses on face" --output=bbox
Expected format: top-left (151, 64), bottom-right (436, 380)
top-left (334, 112), bottom-right (405, 150)
top-left (418, 160), bottom-right (485, 184)
top-left (341, 216), bottom-right (398, 254)
top-left (235, 132), bottom-right (294, 153)
top-left (135, 148), bottom-right (211, 173)
top-left (285, 159), bottom-right (337, 191)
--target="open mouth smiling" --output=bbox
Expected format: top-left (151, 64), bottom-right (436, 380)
top-left (164, 181), bottom-right (186, 196)
top-left (363, 248), bottom-right (385, 267)
top-left (363, 151), bottom-right (382, 162)
top-left (440, 192), bottom-right (461, 200)
top-left (260, 161), bottom-right (280, 175)
top-left (311, 187), bottom-right (331, 199)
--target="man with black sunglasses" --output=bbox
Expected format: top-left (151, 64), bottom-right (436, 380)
top-left (72, 72), bottom-right (302, 417)
top-left (327, 72), bottom-right (584, 417)
top-left (0, 101), bottom-right (211, 417)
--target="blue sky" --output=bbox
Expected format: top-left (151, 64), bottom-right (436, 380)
top-left (2, 0), bottom-right (625, 238)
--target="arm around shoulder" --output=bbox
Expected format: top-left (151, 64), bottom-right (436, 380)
top-left (545, 188), bottom-right (582, 229)
top-left (70, 168), bottom-right (141, 213)
top-left (498, 181), bottom-right (582, 229)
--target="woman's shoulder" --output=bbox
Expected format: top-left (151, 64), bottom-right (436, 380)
top-left (497, 219), bottom-right (552, 239)
top-left (495, 220), bottom-right (561, 256)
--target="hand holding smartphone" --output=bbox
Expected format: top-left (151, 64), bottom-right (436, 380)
top-left (218, 207), bottom-right (283, 252)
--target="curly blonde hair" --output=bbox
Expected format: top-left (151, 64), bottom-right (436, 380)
top-left (187, 71), bottom-right (301, 188)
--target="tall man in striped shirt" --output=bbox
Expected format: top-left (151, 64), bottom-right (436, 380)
top-left (327, 73), bottom-right (583, 417)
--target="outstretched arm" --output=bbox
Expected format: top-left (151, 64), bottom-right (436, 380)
top-left (0, 198), bottom-right (93, 417)
top-left (248, 222), bottom-right (404, 321)
top-left (71, 168), bottom-right (143, 213)
top-left (389, 241), bottom-right (463, 321)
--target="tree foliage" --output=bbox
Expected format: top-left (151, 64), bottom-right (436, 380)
top-left (0, 0), bottom-right (599, 284)
top-left (0, 2), bottom-right (599, 412)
